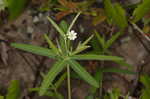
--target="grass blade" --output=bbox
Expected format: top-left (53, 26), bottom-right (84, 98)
top-left (68, 60), bottom-right (99, 88)
top-left (11, 43), bottom-right (56, 58)
top-left (39, 60), bottom-right (67, 96)
top-left (70, 54), bottom-right (123, 61)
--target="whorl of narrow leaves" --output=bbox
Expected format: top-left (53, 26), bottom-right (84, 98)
top-left (104, 0), bottom-right (128, 29)
top-left (133, 0), bottom-right (150, 23)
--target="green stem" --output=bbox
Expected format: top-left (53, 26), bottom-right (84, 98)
top-left (67, 64), bottom-right (71, 99)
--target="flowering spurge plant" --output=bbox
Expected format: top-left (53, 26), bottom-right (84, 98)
top-left (11, 12), bottom-right (123, 99)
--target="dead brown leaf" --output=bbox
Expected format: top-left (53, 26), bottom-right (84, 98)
top-left (0, 42), bottom-right (9, 65)
top-left (55, 10), bottom-right (73, 21)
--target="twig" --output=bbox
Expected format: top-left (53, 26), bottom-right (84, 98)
top-left (67, 64), bottom-right (71, 99)
top-left (131, 22), bottom-right (150, 42)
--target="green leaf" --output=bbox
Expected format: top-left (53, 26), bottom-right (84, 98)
top-left (102, 68), bottom-right (136, 75)
top-left (141, 90), bottom-right (150, 99)
top-left (90, 35), bottom-right (102, 54)
top-left (72, 35), bottom-right (94, 55)
top-left (132, 0), bottom-right (150, 22)
top-left (109, 88), bottom-right (121, 99)
top-left (68, 60), bottom-right (99, 88)
top-left (59, 20), bottom-right (69, 33)
top-left (45, 91), bottom-right (64, 99)
top-left (114, 60), bottom-right (133, 69)
top-left (11, 43), bottom-right (56, 58)
top-left (105, 32), bottom-right (122, 49)
top-left (54, 72), bottom-right (67, 89)
top-left (39, 60), bottom-right (67, 96)
top-left (94, 31), bottom-right (105, 49)
top-left (44, 34), bottom-right (59, 54)
top-left (71, 45), bottom-right (90, 55)
top-left (7, 0), bottom-right (27, 20)
top-left (106, 51), bottom-right (133, 69)
top-left (140, 89), bottom-right (150, 99)
top-left (6, 80), bottom-right (21, 99)
top-left (104, 0), bottom-right (128, 29)
top-left (140, 75), bottom-right (150, 89)
top-left (67, 12), bottom-right (81, 33)
top-left (82, 35), bottom-right (94, 46)
top-left (47, 16), bottom-right (65, 37)
top-left (140, 75), bottom-right (150, 99)
top-left (70, 54), bottom-right (123, 61)
top-left (90, 69), bottom-right (103, 94)
top-left (59, 35), bottom-right (66, 54)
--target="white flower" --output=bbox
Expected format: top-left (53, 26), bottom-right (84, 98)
top-left (67, 30), bottom-right (77, 40)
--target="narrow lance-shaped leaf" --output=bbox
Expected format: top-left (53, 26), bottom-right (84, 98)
top-left (68, 59), bottom-right (99, 88)
top-left (71, 35), bottom-right (93, 55)
top-left (11, 43), bottom-right (56, 58)
top-left (90, 69), bottom-right (103, 94)
top-left (106, 51), bottom-right (133, 69)
top-left (67, 12), bottom-right (81, 33)
top-left (6, 80), bottom-right (21, 99)
top-left (44, 34), bottom-right (59, 54)
top-left (95, 31), bottom-right (105, 49)
top-left (82, 35), bottom-right (94, 46)
top-left (132, 0), bottom-right (150, 23)
top-left (71, 45), bottom-right (90, 55)
top-left (39, 60), bottom-right (67, 96)
top-left (70, 54), bottom-right (123, 61)
top-left (105, 32), bottom-right (122, 49)
top-left (54, 72), bottom-right (67, 89)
